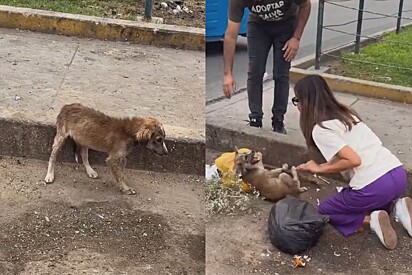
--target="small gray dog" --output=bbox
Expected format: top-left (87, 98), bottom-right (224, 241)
top-left (234, 148), bottom-right (307, 202)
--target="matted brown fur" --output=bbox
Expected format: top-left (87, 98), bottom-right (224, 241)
top-left (44, 103), bottom-right (168, 195)
top-left (233, 147), bottom-right (307, 202)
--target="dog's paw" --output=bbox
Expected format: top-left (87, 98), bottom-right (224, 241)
top-left (44, 173), bottom-right (55, 184)
top-left (87, 169), bottom-right (99, 179)
top-left (121, 187), bottom-right (137, 195)
top-left (282, 163), bottom-right (289, 170)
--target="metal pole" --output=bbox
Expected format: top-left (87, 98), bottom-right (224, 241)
top-left (396, 0), bottom-right (404, 34)
top-left (315, 0), bottom-right (325, 70)
top-left (144, 0), bottom-right (153, 20)
top-left (354, 0), bottom-right (365, 54)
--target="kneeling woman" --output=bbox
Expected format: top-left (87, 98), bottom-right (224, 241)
top-left (294, 75), bottom-right (411, 250)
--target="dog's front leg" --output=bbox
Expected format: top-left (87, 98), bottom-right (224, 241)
top-left (106, 156), bottom-right (136, 195)
top-left (45, 131), bottom-right (67, 183)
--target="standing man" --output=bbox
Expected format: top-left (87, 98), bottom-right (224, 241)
top-left (223, 0), bottom-right (311, 134)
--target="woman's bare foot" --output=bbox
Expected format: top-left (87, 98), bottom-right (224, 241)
top-left (357, 215), bottom-right (371, 232)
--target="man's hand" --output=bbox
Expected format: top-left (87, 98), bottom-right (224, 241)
top-left (296, 160), bottom-right (321, 174)
top-left (282, 37), bottom-right (300, 62)
top-left (223, 20), bottom-right (240, 99)
top-left (223, 74), bottom-right (236, 98)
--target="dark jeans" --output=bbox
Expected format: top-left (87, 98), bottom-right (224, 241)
top-left (246, 19), bottom-right (296, 124)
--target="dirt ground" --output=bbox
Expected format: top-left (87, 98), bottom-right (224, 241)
top-left (206, 150), bottom-right (412, 275)
top-left (0, 155), bottom-right (205, 275)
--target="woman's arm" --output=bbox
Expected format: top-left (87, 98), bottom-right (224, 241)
top-left (297, 146), bottom-right (361, 174)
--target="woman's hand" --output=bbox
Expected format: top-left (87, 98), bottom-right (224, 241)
top-left (297, 160), bottom-right (321, 174)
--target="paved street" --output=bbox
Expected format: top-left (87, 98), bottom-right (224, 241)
top-left (206, 0), bottom-right (412, 102)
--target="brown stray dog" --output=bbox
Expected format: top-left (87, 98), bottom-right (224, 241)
top-left (44, 103), bottom-right (168, 195)
top-left (234, 148), bottom-right (307, 202)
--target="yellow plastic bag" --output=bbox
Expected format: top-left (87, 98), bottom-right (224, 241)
top-left (214, 148), bottom-right (254, 193)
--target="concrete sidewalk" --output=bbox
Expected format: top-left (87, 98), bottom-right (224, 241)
top-left (206, 81), bottom-right (412, 175)
top-left (0, 28), bottom-right (205, 175)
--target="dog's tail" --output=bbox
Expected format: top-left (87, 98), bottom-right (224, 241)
top-left (73, 141), bottom-right (81, 163)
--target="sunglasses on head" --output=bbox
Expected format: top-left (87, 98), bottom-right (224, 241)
top-left (292, 96), bottom-right (299, 106)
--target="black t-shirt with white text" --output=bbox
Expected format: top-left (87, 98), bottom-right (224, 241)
top-left (229, 0), bottom-right (307, 23)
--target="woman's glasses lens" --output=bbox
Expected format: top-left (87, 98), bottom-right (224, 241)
top-left (292, 97), bottom-right (298, 106)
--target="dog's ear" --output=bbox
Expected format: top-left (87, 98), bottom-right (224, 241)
top-left (136, 126), bottom-right (153, 142)
top-left (234, 146), bottom-right (239, 155)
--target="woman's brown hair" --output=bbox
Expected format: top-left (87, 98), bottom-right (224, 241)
top-left (294, 75), bottom-right (361, 148)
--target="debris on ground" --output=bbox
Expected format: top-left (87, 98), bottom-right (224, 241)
top-left (293, 255), bottom-right (306, 268)
top-left (158, 0), bottom-right (193, 15)
top-left (212, 148), bottom-right (256, 193)
top-left (336, 186), bottom-right (343, 193)
top-left (205, 176), bottom-right (259, 216)
top-left (292, 255), bottom-right (313, 268)
top-left (206, 148), bottom-right (264, 215)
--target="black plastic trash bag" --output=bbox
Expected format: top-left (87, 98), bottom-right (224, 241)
top-left (268, 195), bottom-right (329, 255)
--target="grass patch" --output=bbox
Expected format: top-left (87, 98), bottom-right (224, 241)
top-left (0, 0), bottom-right (205, 28)
top-left (331, 25), bottom-right (412, 87)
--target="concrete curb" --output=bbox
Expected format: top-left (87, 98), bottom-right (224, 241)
top-left (0, 118), bottom-right (205, 176)
top-left (0, 5), bottom-right (205, 51)
top-left (289, 23), bottom-right (412, 105)
top-left (206, 122), bottom-right (412, 195)
top-left (290, 68), bottom-right (412, 105)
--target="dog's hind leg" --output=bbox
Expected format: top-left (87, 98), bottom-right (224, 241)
top-left (81, 147), bottom-right (98, 179)
top-left (107, 155), bottom-right (135, 195)
top-left (291, 166), bottom-right (307, 192)
top-left (73, 141), bottom-right (81, 163)
top-left (266, 168), bottom-right (284, 178)
top-left (45, 130), bottom-right (67, 183)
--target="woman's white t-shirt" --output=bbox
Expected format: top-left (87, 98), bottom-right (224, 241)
top-left (312, 118), bottom-right (402, 190)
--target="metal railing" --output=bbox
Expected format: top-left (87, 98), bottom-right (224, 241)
top-left (144, 0), bottom-right (153, 20)
top-left (314, 0), bottom-right (411, 70)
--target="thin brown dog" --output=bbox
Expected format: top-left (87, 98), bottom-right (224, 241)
top-left (44, 103), bottom-right (168, 195)
top-left (234, 147), bottom-right (307, 202)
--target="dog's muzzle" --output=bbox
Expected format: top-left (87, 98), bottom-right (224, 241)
top-left (154, 142), bottom-right (168, 156)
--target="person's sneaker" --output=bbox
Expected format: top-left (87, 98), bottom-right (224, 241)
top-left (248, 118), bottom-right (262, 128)
top-left (272, 120), bottom-right (287, 134)
top-left (370, 210), bottom-right (397, 250)
top-left (394, 197), bottom-right (412, 237)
